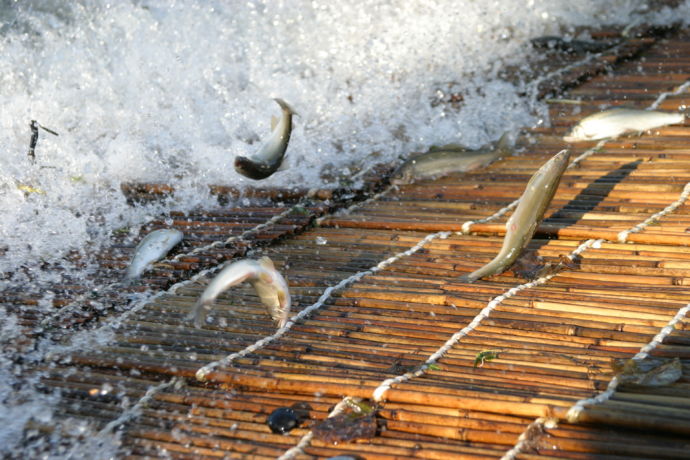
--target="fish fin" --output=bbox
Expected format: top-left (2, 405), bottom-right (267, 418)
top-left (428, 143), bottom-right (466, 152)
top-left (271, 116), bottom-right (279, 131)
top-left (458, 274), bottom-right (477, 284)
top-left (257, 271), bottom-right (273, 284)
top-left (276, 156), bottom-right (289, 171)
top-left (496, 131), bottom-right (514, 153)
top-left (273, 288), bottom-right (290, 328)
top-left (188, 300), bottom-right (210, 328)
top-left (121, 276), bottom-right (136, 287)
top-left (258, 256), bottom-right (275, 271)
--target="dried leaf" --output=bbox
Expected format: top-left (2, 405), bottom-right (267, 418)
top-left (312, 413), bottom-right (377, 444)
top-left (474, 350), bottom-right (501, 368)
top-left (510, 250), bottom-right (546, 279)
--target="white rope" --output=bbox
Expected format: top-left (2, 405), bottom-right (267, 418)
top-left (98, 377), bottom-right (180, 435)
top-left (195, 230), bottom-right (451, 380)
top-left (276, 397), bottom-right (353, 460)
top-left (41, 201), bottom-right (308, 328)
top-left (168, 202), bottom-right (305, 263)
top-left (500, 417), bottom-right (557, 460)
top-left (330, 41), bottom-right (617, 237)
top-left (566, 303), bottom-right (690, 422)
top-left (647, 79), bottom-right (690, 110)
top-left (315, 183), bottom-right (398, 226)
top-left (373, 236), bottom-right (604, 403)
top-left (617, 182), bottom-right (690, 243)
top-left (525, 41), bottom-right (626, 103)
top-left (458, 76), bottom-right (690, 238)
top-left (460, 140), bottom-right (607, 235)
top-left (495, 304), bottom-right (690, 460)
top-left (501, 69), bottom-right (690, 452)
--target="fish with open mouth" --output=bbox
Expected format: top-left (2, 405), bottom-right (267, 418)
top-left (188, 256), bottom-right (291, 328)
top-left (234, 98), bottom-right (294, 180)
top-left (391, 132), bottom-right (513, 185)
top-left (459, 149), bottom-right (570, 283)
top-left (125, 229), bottom-right (184, 280)
top-left (564, 108), bottom-right (685, 142)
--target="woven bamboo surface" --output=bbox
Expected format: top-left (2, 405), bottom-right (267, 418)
top-left (12, 27), bottom-right (690, 459)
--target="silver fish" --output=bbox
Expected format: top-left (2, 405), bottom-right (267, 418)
top-left (459, 149), bottom-right (570, 283)
top-left (391, 132), bottom-right (512, 185)
top-left (125, 229), bottom-right (184, 280)
top-left (234, 98), bottom-right (293, 180)
top-left (188, 256), bottom-right (291, 328)
top-left (564, 108), bottom-right (685, 142)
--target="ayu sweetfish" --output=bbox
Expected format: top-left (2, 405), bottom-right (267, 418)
top-left (391, 132), bottom-right (513, 185)
top-left (234, 98), bottom-right (294, 180)
top-left (188, 256), bottom-right (291, 328)
top-left (125, 229), bottom-right (184, 281)
top-left (459, 149), bottom-right (571, 283)
top-left (564, 108), bottom-right (685, 142)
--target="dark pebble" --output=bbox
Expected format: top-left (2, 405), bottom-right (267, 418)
top-left (267, 407), bottom-right (298, 434)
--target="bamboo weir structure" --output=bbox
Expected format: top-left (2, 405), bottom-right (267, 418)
top-left (7, 26), bottom-right (690, 459)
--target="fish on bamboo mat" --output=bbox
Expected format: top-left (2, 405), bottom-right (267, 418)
top-left (391, 132), bottom-right (513, 185)
top-left (459, 149), bottom-right (570, 283)
top-left (188, 256), bottom-right (291, 328)
top-left (563, 108), bottom-right (685, 142)
top-left (125, 228), bottom-right (184, 281)
top-left (612, 357), bottom-right (683, 386)
top-left (234, 98), bottom-right (294, 180)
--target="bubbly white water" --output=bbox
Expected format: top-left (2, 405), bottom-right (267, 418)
top-left (1, 0), bottom-right (689, 456)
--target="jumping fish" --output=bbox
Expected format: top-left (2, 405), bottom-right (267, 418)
top-left (459, 149), bottom-right (570, 283)
top-left (391, 132), bottom-right (513, 185)
top-left (125, 229), bottom-right (184, 280)
top-left (188, 256), bottom-right (291, 328)
top-left (564, 108), bottom-right (685, 142)
top-left (234, 98), bottom-right (293, 180)
top-left (125, 229), bottom-right (183, 280)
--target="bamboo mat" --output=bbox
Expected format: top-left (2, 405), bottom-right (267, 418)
top-left (14, 28), bottom-right (690, 459)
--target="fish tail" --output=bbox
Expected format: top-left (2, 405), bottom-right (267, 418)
top-left (188, 299), bottom-right (211, 328)
top-left (459, 256), bottom-right (511, 284)
top-left (273, 98), bottom-right (296, 115)
top-left (457, 273), bottom-right (478, 284)
top-left (277, 315), bottom-right (289, 329)
top-left (496, 131), bottom-right (514, 153)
